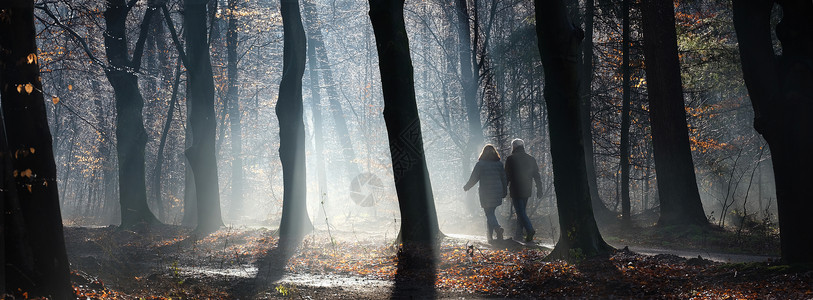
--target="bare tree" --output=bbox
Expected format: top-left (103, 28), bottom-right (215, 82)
top-left (226, 0), bottom-right (245, 220)
top-left (276, 0), bottom-right (312, 247)
top-left (103, 0), bottom-right (161, 227)
top-left (184, 0), bottom-right (224, 234)
top-left (619, 0), bottom-right (632, 224)
top-left (368, 0), bottom-right (440, 247)
top-left (534, 0), bottom-right (613, 260)
top-left (640, 0), bottom-right (708, 227)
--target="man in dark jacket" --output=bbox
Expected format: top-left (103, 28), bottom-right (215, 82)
top-left (505, 138), bottom-right (543, 242)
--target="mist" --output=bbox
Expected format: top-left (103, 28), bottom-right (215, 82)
top-left (8, 0), bottom-right (810, 298)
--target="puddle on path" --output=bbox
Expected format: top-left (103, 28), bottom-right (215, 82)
top-left (277, 273), bottom-right (393, 292)
top-left (179, 265), bottom-right (256, 278)
top-left (179, 265), bottom-right (393, 292)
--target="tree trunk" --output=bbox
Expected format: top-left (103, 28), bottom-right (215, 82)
top-left (226, 0), bottom-right (245, 221)
top-left (0, 113), bottom-right (36, 296)
top-left (456, 0), bottom-right (487, 219)
top-left (304, 5), bottom-right (359, 178)
top-left (0, 108), bottom-right (30, 296)
top-left (0, 118), bottom-right (5, 294)
top-left (302, 0), bottom-right (329, 217)
top-left (732, 0), bottom-right (813, 264)
top-left (152, 59), bottom-right (182, 222)
top-left (455, 0), bottom-right (484, 155)
top-left (103, 1), bottom-right (160, 228)
top-left (579, 0), bottom-right (613, 220)
top-left (619, 0), bottom-right (632, 224)
top-left (640, 0), bottom-right (708, 227)
top-left (182, 82), bottom-right (197, 226)
top-left (185, 0), bottom-right (224, 234)
top-left (0, 1), bottom-right (72, 296)
top-left (534, 0), bottom-right (613, 260)
top-left (368, 0), bottom-right (440, 247)
top-left (276, 0), bottom-right (312, 247)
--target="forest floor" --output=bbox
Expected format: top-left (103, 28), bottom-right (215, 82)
top-left (58, 221), bottom-right (813, 299)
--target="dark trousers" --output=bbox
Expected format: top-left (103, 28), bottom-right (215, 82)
top-left (512, 197), bottom-right (534, 238)
top-left (484, 206), bottom-right (501, 232)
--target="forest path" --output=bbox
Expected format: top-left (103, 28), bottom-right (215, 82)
top-left (621, 245), bottom-right (777, 263)
top-left (66, 226), bottom-right (793, 299)
top-left (444, 233), bottom-right (777, 263)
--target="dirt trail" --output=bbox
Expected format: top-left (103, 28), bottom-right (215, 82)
top-left (66, 226), bottom-right (802, 299)
top-left (621, 245), bottom-right (777, 263)
top-left (445, 233), bottom-right (777, 263)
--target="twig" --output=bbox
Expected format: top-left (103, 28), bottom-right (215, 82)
top-left (161, 4), bottom-right (189, 68)
top-left (34, 3), bottom-right (106, 67)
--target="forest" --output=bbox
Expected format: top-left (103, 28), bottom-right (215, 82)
top-left (1, 0), bottom-right (812, 298)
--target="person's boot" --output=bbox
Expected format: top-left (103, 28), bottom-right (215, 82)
top-left (486, 226), bottom-right (494, 244)
top-left (495, 227), bottom-right (504, 241)
top-left (525, 230), bottom-right (536, 243)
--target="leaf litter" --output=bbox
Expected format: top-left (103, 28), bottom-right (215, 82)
top-left (61, 225), bottom-right (813, 299)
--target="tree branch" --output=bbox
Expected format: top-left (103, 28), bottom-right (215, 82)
top-left (131, 7), bottom-right (158, 72)
top-left (34, 3), bottom-right (106, 67)
top-left (161, 4), bottom-right (189, 68)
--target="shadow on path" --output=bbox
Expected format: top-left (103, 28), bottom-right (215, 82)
top-left (390, 244), bottom-right (437, 299)
top-left (229, 236), bottom-right (302, 299)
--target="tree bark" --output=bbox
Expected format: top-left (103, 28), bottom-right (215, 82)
top-left (534, 0), bottom-right (613, 260)
top-left (184, 0), bottom-right (224, 234)
top-left (0, 105), bottom-right (33, 297)
top-left (0, 1), bottom-right (72, 296)
top-left (455, 0), bottom-right (484, 154)
top-left (619, 0), bottom-right (632, 224)
top-left (302, 0), bottom-right (329, 216)
top-left (0, 113), bottom-right (35, 297)
top-left (303, 3), bottom-right (359, 178)
top-left (152, 59), bottom-right (182, 222)
top-left (368, 0), bottom-right (440, 247)
top-left (640, 0), bottom-right (708, 227)
top-left (226, 0), bottom-right (245, 221)
top-left (103, 0), bottom-right (160, 228)
top-left (579, 0), bottom-right (614, 220)
top-left (455, 0), bottom-right (484, 218)
top-left (732, 0), bottom-right (813, 264)
top-left (276, 0), bottom-right (312, 247)
top-left (0, 117), bottom-right (5, 295)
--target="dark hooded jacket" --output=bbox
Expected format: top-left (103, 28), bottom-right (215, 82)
top-left (505, 146), bottom-right (543, 198)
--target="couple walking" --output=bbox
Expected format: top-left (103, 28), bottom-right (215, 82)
top-left (463, 139), bottom-right (543, 244)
